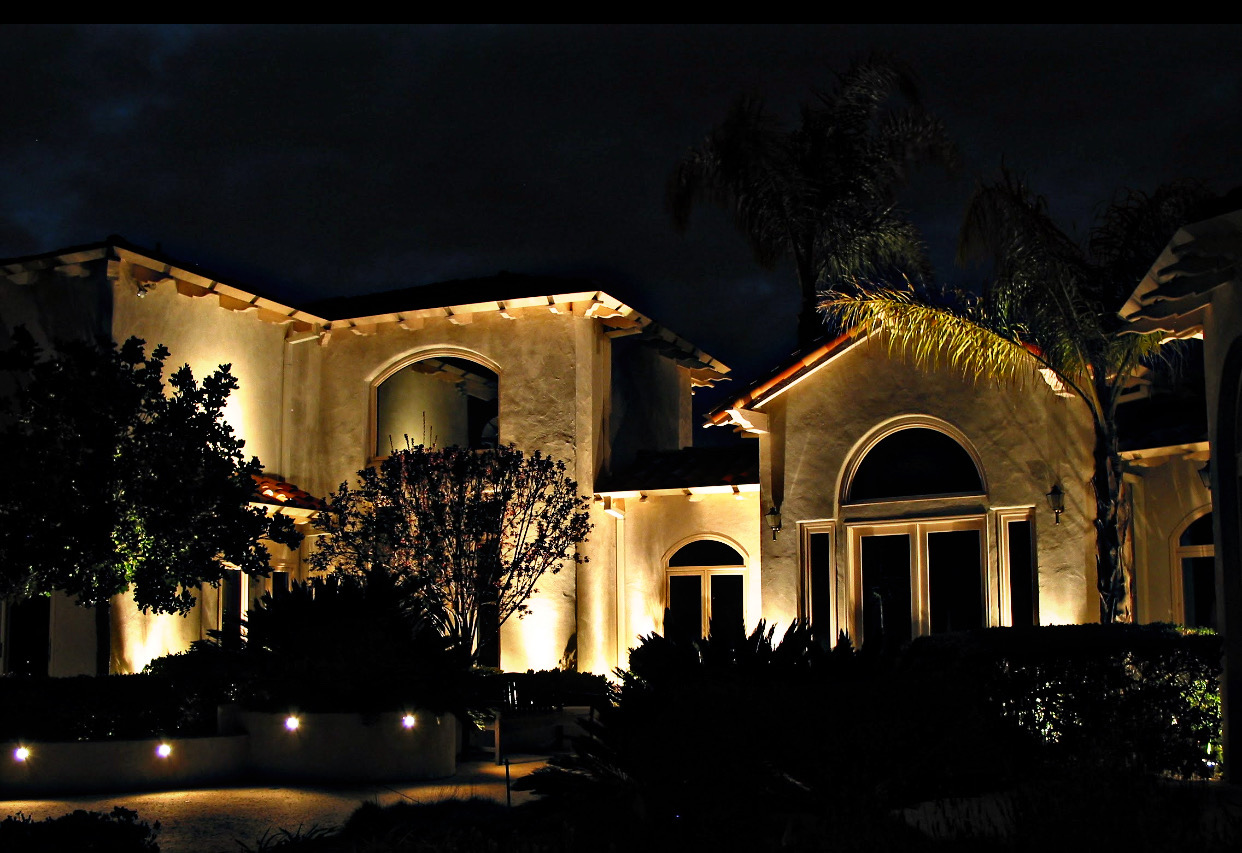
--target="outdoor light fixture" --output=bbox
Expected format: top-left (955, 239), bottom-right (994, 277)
top-left (1200, 460), bottom-right (1212, 491)
top-left (156, 743), bottom-right (172, 758)
top-left (285, 715), bottom-right (301, 732)
top-left (13, 746), bottom-right (29, 762)
top-left (765, 506), bottom-right (782, 540)
top-left (402, 713), bottom-right (417, 729)
top-left (1046, 484), bottom-right (1065, 525)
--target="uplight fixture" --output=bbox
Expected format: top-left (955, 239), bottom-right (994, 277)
top-left (156, 743), bottom-right (172, 758)
top-left (13, 746), bottom-right (29, 762)
top-left (285, 715), bottom-right (301, 732)
top-left (402, 713), bottom-right (417, 729)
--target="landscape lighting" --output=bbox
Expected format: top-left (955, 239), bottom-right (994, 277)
top-left (13, 746), bottom-right (29, 762)
top-left (285, 715), bottom-right (301, 731)
top-left (402, 714), bottom-right (417, 729)
top-left (156, 743), bottom-right (172, 758)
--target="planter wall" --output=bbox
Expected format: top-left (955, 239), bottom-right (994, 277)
top-left (239, 709), bottom-right (456, 782)
top-left (1, 735), bottom-right (247, 796)
top-left (1, 709), bottom-right (457, 796)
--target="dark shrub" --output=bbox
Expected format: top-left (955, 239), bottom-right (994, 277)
top-left (0, 807), bottom-right (159, 852)
top-left (903, 623), bottom-right (1222, 778)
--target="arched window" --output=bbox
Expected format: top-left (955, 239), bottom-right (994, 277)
top-left (845, 427), bottom-right (984, 503)
top-left (665, 538), bottom-right (746, 644)
top-left (374, 356), bottom-right (498, 457)
top-left (1174, 510), bottom-right (1216, 629)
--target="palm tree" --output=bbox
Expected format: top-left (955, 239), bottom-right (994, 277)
top-left (668, 54), bottom-right (957, 346)
top-left (822, 174), bottom-right (1212, 622)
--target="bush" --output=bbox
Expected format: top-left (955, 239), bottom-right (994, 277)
top-left (0, 808), bottom-right (159, 852)
top-left (0, 673), bottom-right (216, 742)
top-left (903, 623), bottom-right (1223, 778)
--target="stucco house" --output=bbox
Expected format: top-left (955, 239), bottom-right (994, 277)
top-left (0, 235), bottom-right (1215, 680)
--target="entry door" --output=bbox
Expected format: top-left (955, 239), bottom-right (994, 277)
top-left (848, 517), bottom-right (987, 649)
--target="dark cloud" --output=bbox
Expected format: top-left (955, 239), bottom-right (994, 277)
top-left (3, 24), bottom-right (1240, 408)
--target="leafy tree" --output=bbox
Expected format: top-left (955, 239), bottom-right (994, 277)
top-left (668, 54), bottom-right (957, 346)
top-left (0, 330), bottom-right (302, 674)
top-left (823, 175), bottom-right (1213, 622)
top-left (310, 444), bottom-right (592, 666)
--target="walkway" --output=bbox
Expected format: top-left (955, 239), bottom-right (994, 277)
top-left (0, 755), bottom-right (547, 852)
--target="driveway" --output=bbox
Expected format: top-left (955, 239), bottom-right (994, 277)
top-left (0, 755), bottom-right (547, 852)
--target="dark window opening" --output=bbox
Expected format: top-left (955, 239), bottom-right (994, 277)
top-left (928, 529), bottom-right (983, 633)
top-left (807, 531), bottom-right (833, 639)
top-left (1007, 520), bottom-right (1036, 627)
top-left (862, 534), bottom-right (911, 653)
top-left (668, 539), bottom-right (745, 567)
top-left (848, 428), bottom-right (983, 502)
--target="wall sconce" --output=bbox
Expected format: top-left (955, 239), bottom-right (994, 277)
top-left (1199, 460), bottom-right (1212, 491)
top-left (765, 506), bottom-right (782, 540)
top-left (1046, 484), bottom-right (1064, 525)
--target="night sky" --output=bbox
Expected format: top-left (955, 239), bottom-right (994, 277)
top-left (4, 24), bottom-right (1240, 413)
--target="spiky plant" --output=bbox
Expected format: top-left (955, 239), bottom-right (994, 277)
top-left (668, 54), bottom-right (957, 346)
top-left (823, 174), bottom-right (1213, 622)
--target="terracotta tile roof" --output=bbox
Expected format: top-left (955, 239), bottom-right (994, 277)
top-left (597, 445), bottom-right (759, 493)
top-left (251, 474), bottom-right (325, 511)
top-left (705, 332), bottom-right (860, 426)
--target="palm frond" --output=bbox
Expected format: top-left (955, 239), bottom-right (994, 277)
top-left (821, 284), bottom-right (1041, 387)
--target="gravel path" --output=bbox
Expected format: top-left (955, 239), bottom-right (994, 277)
top-left (1, 756), bottom-right (546, 852)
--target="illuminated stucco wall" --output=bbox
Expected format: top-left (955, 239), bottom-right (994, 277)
top-left (1131, 459), bottom-right (1211, 624)
top-left (615, 492), bottom-right (762, 665)
top-left (304, 309), bottom-right (620, 674)
top-left (111, 278), bottom-right (289, 473)
top-left (48, 593), bottom-right (96, 677)
top-left (756, 334), bottom-right (1097, 634)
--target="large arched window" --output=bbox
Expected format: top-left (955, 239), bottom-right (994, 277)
top-left (839, 421), bottom-right (991, 650)
top-left (845, 426), bottom-right (984, 503)
top-left (373, 355), bottom-right (498, 457)
top-left (664, 538), bottom-right (746, 644)
top-left (1174, 510), bottom-right (1216, 629)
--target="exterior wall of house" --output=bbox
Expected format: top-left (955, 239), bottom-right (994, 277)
top-left (1130, 459), bottom-right (1212, 624)
top-left (754, 334), bottom-right (1097, 643)
top-left (0, 263), bottom-right (112, 352)
top-left (608, 337), bottom-right (692, 475)
top-left (612, 491), bottom-right (762, 663)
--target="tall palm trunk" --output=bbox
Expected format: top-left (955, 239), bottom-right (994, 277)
top-left (1092, 419), bottom-right (1131, 623)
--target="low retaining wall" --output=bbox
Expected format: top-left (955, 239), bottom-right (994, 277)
top-left (1, 735), bottom-right (248, 796)
top-left (2, 709), bottom-right (457, 796)
top-left (239, 709), bottom-right (456, 783)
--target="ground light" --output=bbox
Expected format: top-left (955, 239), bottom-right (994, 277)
top-left (13, 746), bottom-right (30, 762)
top-left (156, 743), bottom-right (172, 758)
top-left (402, 714), bottom-right (417, 729)
top-left (285, 715), bottom-right (301, 731)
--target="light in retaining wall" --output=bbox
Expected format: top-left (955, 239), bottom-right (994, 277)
top-left (285, 715), bottom-right (301, 732)
top-left (156, 743), bottom-right (172, 758)
top-left (402, 714), bottom-right (416, 729)
top-left (13, 746), bottom-right (30, 762)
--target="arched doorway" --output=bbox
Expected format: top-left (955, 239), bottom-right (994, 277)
top-left (841, 421), bottom-right (989, 650)
top-left (372, 354), bottom-right (499, 458)
top-left (664, 538), bottom-right (747, 644)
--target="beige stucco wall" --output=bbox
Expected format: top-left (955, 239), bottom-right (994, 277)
top-left (614, 492), bottom-right (762, 665)
top-left (754, 335), bottom-right (1097, 641)
top-left (1130, 459), bottom-right (1212, 624)
top-left (111, 279), bottom-right (289, 474)
top-left (302, 309), bottom-right (617, 674)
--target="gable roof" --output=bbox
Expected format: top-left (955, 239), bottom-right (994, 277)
top-left (0, 237), bottom-right (729, 384)
top-left (704, 332), bottom-right (863, 430)
top-left (1121, 209), bottom-right (1242, 338)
